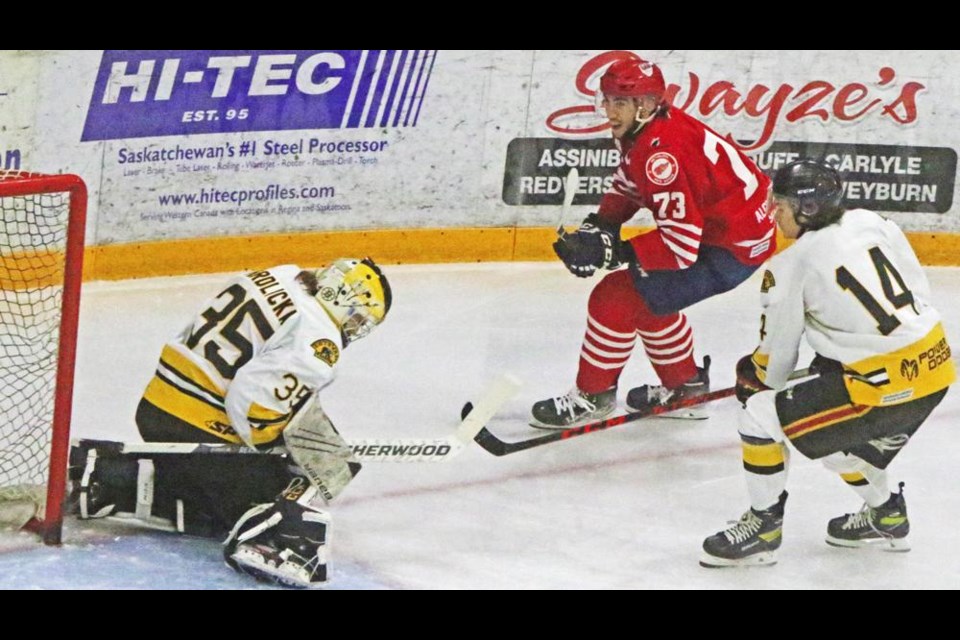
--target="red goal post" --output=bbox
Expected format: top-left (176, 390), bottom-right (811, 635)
top-left (0, 171), bottom-right (87, 545)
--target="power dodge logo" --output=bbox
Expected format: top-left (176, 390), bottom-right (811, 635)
top-left (82, 50), bottom-right (437, 141)
top-left (900, 358), bottom-right (920, 381)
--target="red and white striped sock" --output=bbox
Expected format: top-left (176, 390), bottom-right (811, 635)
top-left (576, 313), bottom-right (637, 393)
top-left (637, 312), bottom-right (696, 389)
top-left (574, 270), bottom-right (697, 393)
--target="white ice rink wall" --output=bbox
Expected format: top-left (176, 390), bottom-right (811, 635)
top-left (1, 50), bottom-right (958, 277)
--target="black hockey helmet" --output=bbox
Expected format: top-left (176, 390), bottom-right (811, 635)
top-left (772, 159), bottom-right (844, 230)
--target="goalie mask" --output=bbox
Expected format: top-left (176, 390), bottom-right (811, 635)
top-left (313, 258), bottom-right (392, 345)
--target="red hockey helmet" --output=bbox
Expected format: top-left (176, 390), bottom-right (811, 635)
top-left (600, 59), bottom-right (665, 102)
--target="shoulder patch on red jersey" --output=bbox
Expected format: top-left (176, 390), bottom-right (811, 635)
top-left (760, 270), bottom-right (776, 293)
top-left (312, 339), bottom-right (340, 366)
top-left (645, 152), bottom-right (678, 186)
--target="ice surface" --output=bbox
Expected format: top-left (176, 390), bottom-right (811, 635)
top-left (3, 263), bottom-right (958, 589)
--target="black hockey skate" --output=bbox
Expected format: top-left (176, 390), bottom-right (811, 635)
top-left (530, 387), bottom-right (617, 429)
top-left (625, 356), bottom-right (711, 419)
top-left (826, 482), bottom-right (910, 551)
top-left (701, 491), bottom-right (787, 568)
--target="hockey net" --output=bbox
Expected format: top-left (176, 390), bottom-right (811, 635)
top-left (0, 171), bottom-right (86, 544)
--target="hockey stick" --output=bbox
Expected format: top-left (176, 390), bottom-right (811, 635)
top-left (473, 368), bottom-right (812, 457)
top-left (112, 374), bottom-right (523, 463)
top-left (555, 167), bottom-right (580, 234)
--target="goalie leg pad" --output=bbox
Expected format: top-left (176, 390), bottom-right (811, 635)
top-left (69, 440), bottom-right (190, 532)
top-left (224, 478), bottom-right (330, 588)
top-left (69, 440), bottom-right (139, 519)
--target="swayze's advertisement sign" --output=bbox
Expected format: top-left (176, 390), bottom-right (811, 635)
top-left (504, 50), bottom-right (955, 214)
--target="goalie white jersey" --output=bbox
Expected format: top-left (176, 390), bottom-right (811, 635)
top-left (142, 265), bottom-right (344, 448)
top-left (753, 208), bottom-right (954, 405)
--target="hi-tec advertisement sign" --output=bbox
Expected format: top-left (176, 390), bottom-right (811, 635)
top-left (82, 50), bottom-right (437, 141)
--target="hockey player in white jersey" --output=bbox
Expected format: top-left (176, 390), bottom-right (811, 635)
top-left (69, 258), bottom-right (392, 588)
top-left (700, 160), bottom-right (954, 567)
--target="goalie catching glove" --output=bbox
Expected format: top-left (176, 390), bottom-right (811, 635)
top-left (735, 353), bottom-right (771, 406)
top-left (224, 477), bottom-right (331, 589)
top-left (553, 213), bottom-right (632, 278)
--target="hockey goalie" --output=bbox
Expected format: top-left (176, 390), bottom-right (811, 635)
top-left (68, 258), bottom-right (392, 588)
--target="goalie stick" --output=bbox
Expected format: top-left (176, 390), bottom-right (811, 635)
top-left (472, 369), bottom-right (812, 457)
top-left (112, 374), bottom-right (522, 463)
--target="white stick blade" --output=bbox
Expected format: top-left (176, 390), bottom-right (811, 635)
top-left (455, 374), bottom-right (523, 442)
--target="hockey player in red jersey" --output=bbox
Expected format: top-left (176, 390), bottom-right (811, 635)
top-left (533, 56), bottom-right (777, 428)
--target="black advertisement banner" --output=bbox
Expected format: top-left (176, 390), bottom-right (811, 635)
top-left (503, 138), bottom-right (957, 214)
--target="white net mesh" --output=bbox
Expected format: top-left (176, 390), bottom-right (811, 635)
top-left (0, 171), bottom-right (70, 525)
top-left (0, 485), bottom-right (45, 529)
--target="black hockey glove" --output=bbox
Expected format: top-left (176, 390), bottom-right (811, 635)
top-left (735, 353), bottom-right (771, 406)
top-left (808, 353), bottom-right (841, 377)
top-left (553, 213), bottom-right (626, 278)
